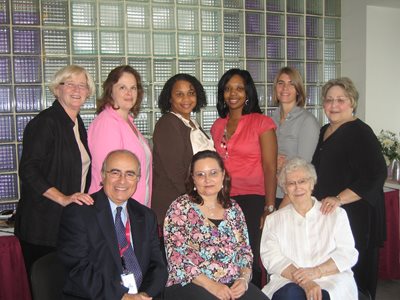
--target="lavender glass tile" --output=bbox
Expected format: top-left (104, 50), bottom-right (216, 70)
top-left (246, 12), bottom-right (263, 34)
top-left (16, 114), bottom-right (35, 142)
top-left (14, 57), bottom-right (41, 83)
top-left (267, 14), bottom-right (284, 36)
top-left (13, 28), bottom-right (41, 54)
top-left (15, 86), bottom-right (42, 112)
top-left (267, 37), bottom-right (284, 59)
top-left (306, 39), bottom-right (322, 61)
top-left (287, 15), bottom-right (303, 36)
top-left (12, 0), bottom-right (40, 25)
top-left (287, 38), bottom-right (304, 60)
top-left (246, 60), bottom-right (264, 83)
top-left (0, 57), bottom-right (11, 83)
top-left (0, 174), bottom-right (18, 200)
top-left (41, 0), bottom-right (69, 26)
top-left (0, 144), bottom-right (16, 172)
top-left (0, 115), bottom-right (15, 142)
top-left (0, 27), bottom-right (10, 53)
top-left (0, 86), bottom-right (12, 112)
top-left (306, 16), bottom-right (322, 38)
top-left (0, 0), bottom-right (9, 24)
top-left (245, 0), bottom-right (264, 10)
top-left (306, 62), bottom-right (320, 83)
top-left (246, 36), bottom-right (264, 58)
top-left (266, 0), bottom-right (284, 12)
top-left (267, 61), bottom-right (285, 83)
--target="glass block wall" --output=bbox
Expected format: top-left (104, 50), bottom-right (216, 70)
top-left (0, 0), bottom-right (341, 206)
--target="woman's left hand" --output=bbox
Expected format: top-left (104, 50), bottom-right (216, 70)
top-left (230, 278), bottom-right (247, 298)
top-left (292, 267), bottom-right (321, 284)
top-left (320, 196), bottom-right (340, 215)
top-left (300, 280), bottom-right (322, 300)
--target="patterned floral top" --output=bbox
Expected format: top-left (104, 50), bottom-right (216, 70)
top-left (164, 194), bottom-right (253, 286)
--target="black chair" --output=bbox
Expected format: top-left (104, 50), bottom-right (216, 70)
top-left (30, 252), bottom-right (66, 300)
top-left (358, 288), bottom-right (372, 300)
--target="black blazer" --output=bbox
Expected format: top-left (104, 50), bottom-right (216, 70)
top-left (58, 189), bottom-right (168, 300)
top-left (15, 100), bottom-right (91, 247)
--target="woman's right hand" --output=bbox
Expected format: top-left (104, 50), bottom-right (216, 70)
top-left (300, 280), bottom-right (322, 300)
top-left (63, 192), bottom-right (94, 207)
top-left (207, 281), bottom-right (234, 300)
top-left (277, 154), bottom-right (287, 173)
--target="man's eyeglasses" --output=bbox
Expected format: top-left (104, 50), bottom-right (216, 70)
top-left (106, 169), bottom-right (140, 181)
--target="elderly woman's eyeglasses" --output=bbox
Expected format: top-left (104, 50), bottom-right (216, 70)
top-left (193, 169), bottom-right (222, 180)
top-left (286, 177), bottom-right (311, 188)
top-left (323, 97), bottom-right (349, 106)
top-left (60, 82), bottom-right (89, 91)
top-left (106, 169), bottom-right (140, 181)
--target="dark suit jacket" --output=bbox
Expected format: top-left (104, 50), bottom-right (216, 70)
top-left (15, 100), bottom-right (91, 247)
top-left (58, 189), bottom-right (168, 300)
top-left (151, 113), bottom-right (194, 223)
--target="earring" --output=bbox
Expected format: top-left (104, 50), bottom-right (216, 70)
top-left (221, 185), bottom-right (224, 189)
top-left (245, 99), bottom-right (249, 105)
top-left (193, 187), bottom-right (197, 191)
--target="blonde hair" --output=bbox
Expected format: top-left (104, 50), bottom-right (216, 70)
top-left (48, 65), bottom-right (96, 98)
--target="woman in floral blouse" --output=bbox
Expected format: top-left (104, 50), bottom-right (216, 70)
top-left (163, 150), bottom-right (269, 300)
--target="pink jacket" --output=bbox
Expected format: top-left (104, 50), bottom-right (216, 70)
top-left (88, 105), bottom-right (152, 206)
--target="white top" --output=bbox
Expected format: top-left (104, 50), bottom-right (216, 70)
top-left (260, 198), bottom-right (358, 300)
top-left (170, 112), bottom-right (215, 154)
top-left (73, 119), bottom-right (90, 193)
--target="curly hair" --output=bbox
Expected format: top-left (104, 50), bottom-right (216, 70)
top-left (272, 66), bottom-right (306, 107)
top-left (185, 150), bottom-right (232, 209)
top-left (96, 65), bottom-right (143, 117)
top-left (216, 68), bottom-right (262, 118)
top-left (322, 77), bottom-right (358, 112)
top-left (158, 73), bottom-right (207, 114)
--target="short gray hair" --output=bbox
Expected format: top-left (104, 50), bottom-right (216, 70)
top-left (278, 157), bottom-right (317, 193)
top-left (101, 149), bottom-right (141, 177)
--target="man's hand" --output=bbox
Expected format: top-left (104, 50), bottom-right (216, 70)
top-left (122, 292), bottom-right (152, 300)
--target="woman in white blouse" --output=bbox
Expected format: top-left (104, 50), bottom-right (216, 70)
top-left (260, 157), bottom-right (358, 300)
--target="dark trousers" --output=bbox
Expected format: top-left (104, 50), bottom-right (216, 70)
top-left (272, 283), bottom-right (330, 300)
top-left (165, 282), bottom-right (269, 300)
top-left (233, 194), bottom-right (265, 288)
top-left (353, 245), bottom-right (379, 300)
top-left (19, 239), bottom-right (56, 277)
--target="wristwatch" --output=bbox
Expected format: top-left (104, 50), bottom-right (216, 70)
top-left (264, 205), bottom-right (275, 213)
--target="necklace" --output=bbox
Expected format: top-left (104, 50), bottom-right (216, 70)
top-left (220, 126), bottom-right (229, 159)
top-left (204, 202), bottom-right (217, 218)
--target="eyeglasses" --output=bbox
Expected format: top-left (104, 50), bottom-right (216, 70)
top-left (60, 82), bottom-right (89, 91)
top-left (193, 169), bottom-right (223, 180)
top-left (106, 169), bottom-right (140, 181)
top-left (323, 97), bottom-right (349, 106)
top-left (286, 177), bottom-right (311, 188)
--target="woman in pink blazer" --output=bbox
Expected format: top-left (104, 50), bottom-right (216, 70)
top-left (88, 65), bottom-right (152, 207)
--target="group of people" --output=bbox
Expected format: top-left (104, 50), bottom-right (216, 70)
top-left (14, 64), bottom-right (387, 300)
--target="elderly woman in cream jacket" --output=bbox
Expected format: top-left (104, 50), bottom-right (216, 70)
top-left (260, 157), bottom-right (358, 300)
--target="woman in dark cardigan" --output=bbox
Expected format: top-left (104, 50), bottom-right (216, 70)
top-left (311, 77), bottom-right (387, 300)
top-left (15, 65), bottom-right (95, 275)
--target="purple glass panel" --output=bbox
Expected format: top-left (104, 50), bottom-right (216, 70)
top-left (0, 57), bottom-right (11, 83)
top-left (0, 86), bottom-right (11, 112)
top-left (16, 114), bottom-right (35, 142)
top-left (0, 27), bottom-right (10, 53)
top-left (12, 0), bottom-right (40, 25)
top-left (245, 0), bottom-right (263, 10)
top-left (246, 36), bottom-right (263, 58)
top-left (287, 15), bottom-right (302, 36)
top-left (287, 39), bottom-right (300, 60)
top-left (266, 38), bottom-right (283, 59)
top-left (0, 115), bottom-right (15, 142)
top-left (267, 61), bottom-right (284, 83)
top-left (306, 62), bottom-right (319, 83)
top-left (306, 16), bottom-right (320, 38)
top-left (246, 12), bottom-right (262, 34)
top-left (13, 28), bottom-right (41, 54)
top-left (0, 174), bottom-right (18, 200)
top-left (246, 60), bottom-right (263, 82)
top-left (0, 0), bottom-right (9, 24)
top-left (267, 14), bottom-right (283, 36)
top-left (307, 39), bottom-right (320, 60)
top-left (0, 144), bottom-right (16, 171)
top-left (15, 86), bottom-right (42, 112)
top-left (14, 56), bottom-right (42, 83)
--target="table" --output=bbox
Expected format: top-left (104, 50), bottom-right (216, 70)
top-left (0, 235), bottom-right (32, 300)
top-left (378, 189), bottom-right (400, 279)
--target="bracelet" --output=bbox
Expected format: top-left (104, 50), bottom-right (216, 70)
top-left (335, 195), bottom-right (343, 206)
top-left (237, 277), bottom-right (249, 291)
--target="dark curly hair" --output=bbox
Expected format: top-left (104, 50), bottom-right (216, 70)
top-left (185, 150), bottom-right (232, 209)
top-left (96, 65), bottom-right (143, 117)
top-left (158, 73), bottom-right (207, 114)
top-left (216, 68), bottom-right (262, 118)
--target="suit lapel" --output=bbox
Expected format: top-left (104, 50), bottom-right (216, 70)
top-left (94, 189), bottom-right (122, 272)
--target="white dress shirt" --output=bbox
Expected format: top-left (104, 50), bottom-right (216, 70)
top-left (260, 198), bottom-right (358, 300)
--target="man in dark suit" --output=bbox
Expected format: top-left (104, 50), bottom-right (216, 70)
top-left (58, 149), bottom-right (167, 300)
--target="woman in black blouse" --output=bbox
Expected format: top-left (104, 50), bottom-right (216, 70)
top-left (311, 77), bottom-right (387, 300)
top-left (15, 65), bottom-right (96, 275)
